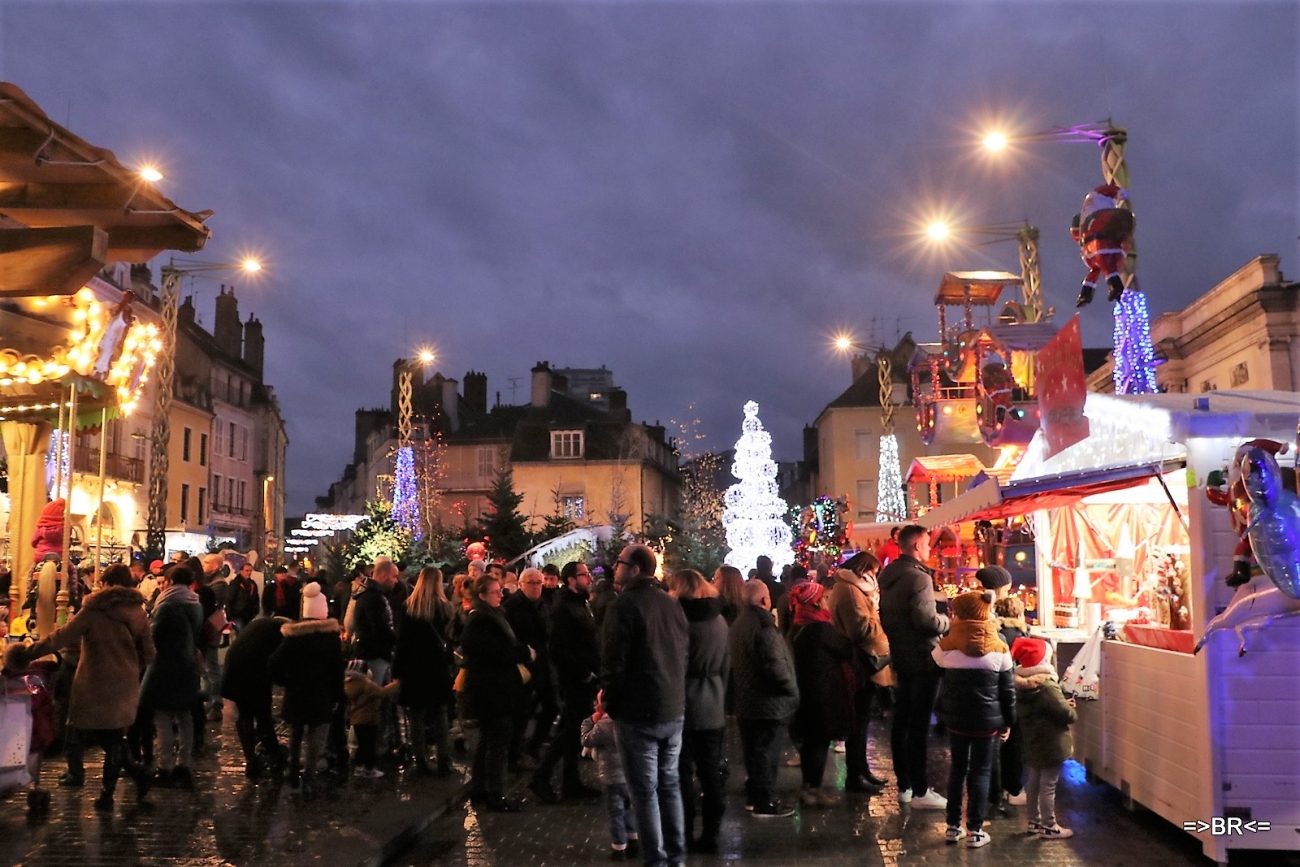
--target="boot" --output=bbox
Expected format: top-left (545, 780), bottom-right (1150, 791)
top-left (1106, 274), bottom-right (1126, 302)
top-left (1075, 283), bottom-right (1095, 308)
top-left (27, 788), bottom-right (51, 816)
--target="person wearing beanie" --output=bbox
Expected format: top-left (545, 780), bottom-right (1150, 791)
top-left (932, 589), bottom-right (1015, 849)
top-left (975, 566), bottom-right (1013, 597)
top-left (1012, 637), bottom-right (1077, 840)
top-left (268, 592), bottom-right (344, 800)
top-left (344, 659), bottom-right (401, 778)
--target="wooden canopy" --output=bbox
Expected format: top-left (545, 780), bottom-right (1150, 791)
top-left (934, 270), bottom-right (1023, 307)
top-left (0, 82), bottom-right (212, 295)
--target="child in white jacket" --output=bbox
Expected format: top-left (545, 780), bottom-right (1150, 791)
top-left (580, 691), bottom-right (640, 861)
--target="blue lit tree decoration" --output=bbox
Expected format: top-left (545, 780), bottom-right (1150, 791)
top-left (1112, 290), bottom-right (1158, 394)
top-left (392, 445), bottom-right (421, 539)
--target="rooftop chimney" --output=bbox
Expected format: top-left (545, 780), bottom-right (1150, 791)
top-left (441, 377), bottom-right (460, 432)
top-left (608, 387), bottom-right (630, 422)
top-left (531, 361), bottom-right (552, 408)
top-left (213, 285), bottom-right (242, 358)
top-left (463, 370), bottom-right (487, 416)
top-left (242, 314), bottom-right (264, 377)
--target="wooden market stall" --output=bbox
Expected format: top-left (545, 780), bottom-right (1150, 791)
top-left (920, 390), bottom-right (1300, 864)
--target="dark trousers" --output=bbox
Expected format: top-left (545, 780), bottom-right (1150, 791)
top-left (536, 684), bottom-right (594, 791)
top-left (521, 679), bottom-right (559, 757)
top-left (946, 733), bottom-right (996, 831)
top-left (126, 705), bottom-right (154, 768)
top-left (471, 714), bottom-right (513, 798)
top-left (355, 724), bottom-right (378, 769)
top-left (679, 728), bottom-right (725, 844)
top-left (845, 683), bottom-right (877, 782)
top-left (234, 696), bottom-right (281, 766)
top-left (990, 723), bottom-right (1024, 797)
top-left (799, 736), bottom-right (831, 788)
top-left (738, 718), bottom-right (784, 805)
top-left (890, 672), bottom-right (941, 798)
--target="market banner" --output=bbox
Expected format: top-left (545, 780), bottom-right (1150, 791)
top-left (1037, 315), bottom-right (1090, 459)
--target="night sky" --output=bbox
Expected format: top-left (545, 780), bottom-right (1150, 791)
top-left (3, 2), bottom-right (1295, 514)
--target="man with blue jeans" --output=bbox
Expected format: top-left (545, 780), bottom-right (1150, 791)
top-left (878, 525), bottom-right (951, 811)
top-left (601, 545), bottom-right (689, 867)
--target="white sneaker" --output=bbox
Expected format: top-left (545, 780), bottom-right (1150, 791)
top-left (944, 826), bottom-right (966, 844)
top-left (1039, 824), bottom-right (1074, 840)
top-left (909, 789), bottom-right (947, 810)
top-left (1006, 792), bottom-right (1027, 806)
top-left (832, 740), bottom-right (846, 754)
top-left (897, 789), bottom-right (913, 805)
top-left (966, 830), bottom-right (991, 848)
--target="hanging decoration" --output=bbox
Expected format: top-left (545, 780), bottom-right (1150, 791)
top-left (722, 401), bottom-right (793, 572)
top-left (877, 434), bottom-right (907, 522)
top-left (391, 445), bottom-right (421, 539)
top-left (1242, 445), bottom-right (1300, 600)
top-left (794, 496), bottom-right (850, 566)
top-left (1070, 184), bottom-right (1135, 308)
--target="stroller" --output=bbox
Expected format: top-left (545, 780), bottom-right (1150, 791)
top-left (2, 643), bottom-right (55, 816)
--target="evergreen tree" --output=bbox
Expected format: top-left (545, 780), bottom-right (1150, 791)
top-left (722, 401), bottom-right (793, 571)
top-left (477, 466), bottom-right (532, 560)
top-left (344, 500), bottom-right (413, 572)
top-left (538, 484), bottom-right (576, 542)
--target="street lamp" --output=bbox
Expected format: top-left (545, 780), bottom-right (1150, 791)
top-left (145, 256), bottom-right (263, 558)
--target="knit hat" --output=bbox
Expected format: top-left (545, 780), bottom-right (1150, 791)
top-left (976, 565), bottom-right (1012, 590)
top-left (1011, 636), bottom-right (1050, 669)
top-left (789, 581), bottom-right (824, 610)
top-left (149, 560), bottom-right (164, 572)
top-left (952, 589), bottom-right (995, 621)
top-left (301, 582), bottom-right (329, 620)
top-left (346, 659), bottom-right (369, 676)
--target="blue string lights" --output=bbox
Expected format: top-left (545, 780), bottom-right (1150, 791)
top-left (1112, 290), bottom-right (1158, 394)
top-left (391, 445), bottom-right (421, 539)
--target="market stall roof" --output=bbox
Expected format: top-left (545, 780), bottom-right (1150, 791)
top-left (982, 321), bottom-right (1060, 352)
top-left (935, 270), bottom-right (1022, 307)
top-left (0, 82), bottom-right (212, 293)
top-left (906, 454), bottom-right (988, 484)
top-left (917, 461), bottom-right (1175, 528)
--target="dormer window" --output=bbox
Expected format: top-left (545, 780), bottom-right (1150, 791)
top-left (551, 430), bottom-right (584, 459)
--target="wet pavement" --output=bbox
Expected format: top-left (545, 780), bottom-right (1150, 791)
top-left (0, 705), bottom-right (468, 867)
top-left (396, 721), bottom-right (1288, 867)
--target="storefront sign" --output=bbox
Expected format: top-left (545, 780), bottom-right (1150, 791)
top-left (1037, 315), bottom-right (1090, 459)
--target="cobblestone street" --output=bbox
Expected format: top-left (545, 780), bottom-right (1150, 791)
top-left (398, 726), bottom-right (1283, 867)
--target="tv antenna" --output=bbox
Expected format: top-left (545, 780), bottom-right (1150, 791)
top-left (507, 377), bottom-right (521, 404)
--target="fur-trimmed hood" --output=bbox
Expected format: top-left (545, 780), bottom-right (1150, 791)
top-left (997, 615), bottom-right (1029, 635)
top-left (1014, 662), bottom-right (1057, 690)
top-left (281, 617), bottom-right (340, 638)
top-left (80, 584), bottom-right (146, 613)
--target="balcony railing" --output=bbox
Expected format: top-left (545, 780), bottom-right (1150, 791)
top-left (73, 449), bottom-right (145, 484)
top-left (211, 503), bottom-right (254, 517)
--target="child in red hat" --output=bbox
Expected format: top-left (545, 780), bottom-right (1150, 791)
top-left (1011, 637), bottom-right (1076, 839)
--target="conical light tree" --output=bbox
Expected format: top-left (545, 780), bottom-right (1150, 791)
top-left (723, 401), bottom-right (794, 572)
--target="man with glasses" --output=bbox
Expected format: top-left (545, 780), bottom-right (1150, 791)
top-left (506, 568), bottom-right (554, 772)
top-left (600, 545), bottom-right (689, 867)
top-left (531, 560), bottom-right (601, 803)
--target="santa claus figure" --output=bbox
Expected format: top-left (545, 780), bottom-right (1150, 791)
top-left (1071, 183), bottom-right (1136, 307)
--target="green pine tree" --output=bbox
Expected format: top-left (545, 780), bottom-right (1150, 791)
top-left (477, 466), bottom-right (533, 560)
top-left (343, 500), bottom-right (413, 572)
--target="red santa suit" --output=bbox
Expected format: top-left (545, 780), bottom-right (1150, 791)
top-left (1071, 183), bottom-right (1135, 307)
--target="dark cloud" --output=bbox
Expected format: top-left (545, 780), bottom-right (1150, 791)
top-left (4, 2), bottom-right (1294, 512)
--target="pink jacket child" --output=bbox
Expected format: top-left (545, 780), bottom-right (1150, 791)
top-left (31, 499), bottom-right (66, 561)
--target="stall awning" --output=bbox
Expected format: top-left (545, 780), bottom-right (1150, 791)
top-left (917, 462), bottom-right (1179, 528)
top-left (906, 454), bottom-right (989, 484)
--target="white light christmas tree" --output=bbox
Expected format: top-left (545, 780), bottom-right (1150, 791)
top-left (723, 401), bottom-right (794, 571)
top-left (876, 434), bottom-right (907, 522)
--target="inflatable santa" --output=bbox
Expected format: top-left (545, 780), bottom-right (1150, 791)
top-left (1070, 183), bottom-right (1136, 307)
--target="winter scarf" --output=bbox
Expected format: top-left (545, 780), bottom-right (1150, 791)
top-left (790, 582), bottom-right (832, 626)
top-left (153, 583), bottom-right (199, 611)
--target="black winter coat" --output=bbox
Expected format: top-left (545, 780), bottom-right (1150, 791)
top-left (227, 575), bottom-right (260, 623)
top-left (589, 579), bottom-right (617, 635)
top-left (503, 591), bottom-right (551, 689)
top-left (680, 597), bottom-right (729, 731)
top-left (600, 576), bottom-right (689, 724)
top-left (268, 618), bottom-right (345, 725)
top-left (393, 604), bottom-right (453, 709)
top-left (262, 577), bottom-right (303, 620)
top-left (221, 616), bottom-right (287, 704)
top-left (878, 555), bottom-right (950, 676)
top-left (933, 644), bottom-right (1016, 735)
top-left (460, 605), bottom-right (530, 721)
top-left (729, 605), bottom-right (799, 722)
top-left (792, 620), bottom-right (855, 740)
top-left (140, 587), bottom-right (203, 712)
top-left (352, 582), bottom-right (396, 660)
top-left (548, 586), bottom-right (599, 693)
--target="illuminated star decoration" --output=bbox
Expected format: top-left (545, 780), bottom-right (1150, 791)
top-left (391, 445), bottom-right (421, 539)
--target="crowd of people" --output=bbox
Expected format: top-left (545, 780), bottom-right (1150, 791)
top-left (3, 522), bottom-right (1079, 866)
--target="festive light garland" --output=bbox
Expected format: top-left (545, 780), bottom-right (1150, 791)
top-left (301, 513), bottom-right (367, 532)
top-left (45, 429), bottom-right (70, 500)
top-left (722, 401), bottom-right (794, 571)
top-left (876, 433), bottom-right (907, 522)
top-left (1112, 290), bottom-right (1158, 394)
top-left (391, 445), bottom-right (421, 539)
top-left (793, 495), bottom-right (849, 565)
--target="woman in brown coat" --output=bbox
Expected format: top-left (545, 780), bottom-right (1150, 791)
top-left (23, 564), bottom-right (155, 811)
top-left (828, 553), bottom-right (892, 792)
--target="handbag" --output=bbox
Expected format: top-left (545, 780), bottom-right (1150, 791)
top-left (862, 652), bottom-right (891, 674)
top-left (1062, 625), bottom-right (1103, 700)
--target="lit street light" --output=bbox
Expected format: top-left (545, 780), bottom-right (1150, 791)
top-left (139, 166), bottom-right (164, 183)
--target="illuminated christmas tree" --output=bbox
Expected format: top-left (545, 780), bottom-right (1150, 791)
top-left (723, 401), bottom-right (794, 571)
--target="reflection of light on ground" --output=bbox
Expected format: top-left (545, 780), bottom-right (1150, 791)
top-left (462, 808), bottom-right (493, 867)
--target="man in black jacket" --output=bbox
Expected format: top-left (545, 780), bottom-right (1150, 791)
top-left (531, 560), bottom-right (601, 802)
top-left (729, 580), bottom-right (799, 818)
top-left (504, 568), bottom-right (554, 772)
top-left (600, 545), bottom-right (688, 867)
top-left (352, 558), bottom-right (398, 685)
top-left (878, 524), bottom-right (950, 811)
top-left (227, 562), bottom-right (261, 632)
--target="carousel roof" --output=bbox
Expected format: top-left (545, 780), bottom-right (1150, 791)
top-left (934, 271), bottom-right (1023, 307)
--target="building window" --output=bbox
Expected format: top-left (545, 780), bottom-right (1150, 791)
top-left (228, 478), bottom-right (236, 509)
top-left (477, 447), bottom-right (495, 478)
top-left (551, 430), bottom-right (584, 459)
top-left (214, 420), bottom-right (225, 457)
top-left (1231, 362), bottom-right (1249, 387)
top-left (198, 488), bottom-right (207, 524)
top-left (561, 496), bottom-right (585, 519)
top-left (229, 422), bottom-right (237, 457)
top-left (199, 433), bottom-right (208, 467)
top-left (854, 430), bottom-right (875, 462)
top-left (856, 480), bottom-right (874, 519)
top-left (212, 474), bottom-right (222, 508)
top-left (181, 484), bottom-right (190, 524)
top-left (240, 426), bottom-right (249, 461)
top-left (238, 480), bottom-right (247, 511)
